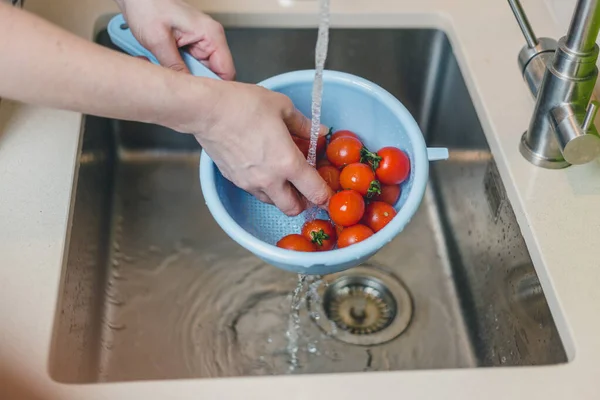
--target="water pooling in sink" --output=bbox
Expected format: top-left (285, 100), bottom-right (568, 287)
top-left (102, 232), bottom-right (416, 377)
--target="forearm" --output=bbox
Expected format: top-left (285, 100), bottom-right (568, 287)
top-left (0, 3), bottom-right (213, 131)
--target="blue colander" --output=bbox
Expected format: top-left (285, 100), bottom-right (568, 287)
top-left (107, 14), bottom-right (448, 275)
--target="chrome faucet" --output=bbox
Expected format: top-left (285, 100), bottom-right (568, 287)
top-left (508, 0), bottom-right (600, 168)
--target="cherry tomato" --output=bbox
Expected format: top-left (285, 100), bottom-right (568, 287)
top-left (293, 135), bottom-right (326, 159)
top-left (326, 137), bottom-right (363, 168)
top-left (330, 129), bottom-right (360, 142)
top-left (337, 224), bottom-right (374, 248)
top-left (339, 163), bottom-right (379, 197)
top-left (328, 190), bottom-right (365, 227)
top-left (276, 234), bottom-right (317, 252)
top-left (374, 147), bottom-right (410, 185)
top-left (301, 219), bottom-right (336, 251)
top-left (374, 184), bottom-right (401, 205)
top-left (362, 201), bottom-right (397, 233)
top-left (317, 158), bottom-right (332, 168)
top-left (318, 165), bottom-right (341, 191)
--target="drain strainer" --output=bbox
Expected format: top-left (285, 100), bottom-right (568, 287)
top-left (308, 264), bottom-right (413, 346)
top-left (326, 284), bottom-right (394, 335)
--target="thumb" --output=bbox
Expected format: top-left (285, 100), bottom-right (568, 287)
top-left (285, 108), bottom-right (329, 140)
top-left (144, 27), bottom-right (190, 74)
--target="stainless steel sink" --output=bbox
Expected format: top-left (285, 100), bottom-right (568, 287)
top-left (49, 27), bottom-right (567, 384)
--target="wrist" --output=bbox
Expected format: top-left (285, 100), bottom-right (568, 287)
top-left (152, 71), bottom-right (224, 136)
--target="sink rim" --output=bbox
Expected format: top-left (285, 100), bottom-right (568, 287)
top-left (47, 24), bottom-right (567, 385)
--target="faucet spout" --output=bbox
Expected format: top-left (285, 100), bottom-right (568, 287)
top-left (565, 0), bottom-right (600, 54)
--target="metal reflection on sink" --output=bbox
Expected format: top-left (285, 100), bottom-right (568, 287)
top-left (49, 26), bottom-right (567, 383)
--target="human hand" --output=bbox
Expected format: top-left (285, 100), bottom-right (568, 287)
top-left (115, 0), bottom-right (235, 80)
top-left (173, 78), bottom-right (333, 216)
top-left (114, 1), bottom-right (331, 216)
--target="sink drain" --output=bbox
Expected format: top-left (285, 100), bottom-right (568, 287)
top-left (308, 265), bottom-right (413, 346)
top-left (325, 281), bottom-right (394, 335)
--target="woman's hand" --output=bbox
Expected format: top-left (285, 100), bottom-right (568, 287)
top-left (174, 78), bottom-right (333, 216)
top-left (115, 0), bottom-right (235, 80)
top-left (114, 0), bottom-right (332, 215)
top-left (112, 0), bottom-right (332, 214)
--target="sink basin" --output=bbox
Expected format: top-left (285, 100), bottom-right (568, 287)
top-left (49, 26), bottom-right (567, 383)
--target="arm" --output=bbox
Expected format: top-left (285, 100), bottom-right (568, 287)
top-left (0, 2), bottom-right (210, 129)
top-left (0, 3), bottom-right (332, 215)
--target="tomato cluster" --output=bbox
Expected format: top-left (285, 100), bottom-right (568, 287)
top-left (276, 129), bottom-right (411, 252)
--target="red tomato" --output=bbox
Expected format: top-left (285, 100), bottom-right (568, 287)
top-left (326, 137), bottom-right (363, 168)
top-left (330, 129), bottom-right (360, 142)
top-left (337, 224), bottom-right (374, 248)
top-left (292, 135), bottom-right (309, 158)
top-left (301, 219), bottom-right (336, 251)
top-left (374, 147), bottom-right (410, 185)
top-left (362, 201), bottom-right (397, 232)
top-left (317, 158), bottom-right (332, 168)
top-left (276, 234), bottom-right (317, 252)
top-left (374, 184), bottom-right (401, 205)
top-left (339, 163), bottom-right (379, 197)
top-left (328, 190), bottom-right (365, 227)
top-left (293, 135), bottom-right (326, 159)
top-left (335, 224), bottom-right (344, 237)
top-left (318, 165), bottom-right (341, 191)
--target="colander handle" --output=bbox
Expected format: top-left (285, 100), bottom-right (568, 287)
top-left (427, 147), bottom-right (449, 161)
top-left (106, 14), bottom-right (223, 80)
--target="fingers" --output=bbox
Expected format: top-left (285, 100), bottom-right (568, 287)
top-left (249, 185), bottom-right (304, 217)
top-left (257, 107), bottom-right (332, 213)
top-left (203, 22), bottom-right (236, 81)
top-left (206, 48), bottom-right (236, 81)
top-left (288, 162), bottom-right (334, 209)
top-left (143, 26), bottom-right (190, 74)
top-left (264, 182), bottom-right (304, 217)
top-left (235, 165), bottom-right (321, 217)
top-left (188, 44), bottom-right (235, 81)
top-left (186, 20), bottom-right (236, 81)
top-left (248, 189), bottom-right (273, 205)
top-left (284, 107), bottom-right (329, 140)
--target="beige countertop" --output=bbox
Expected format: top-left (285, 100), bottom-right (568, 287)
top-left (1, 0), bottom-right (599, 398)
